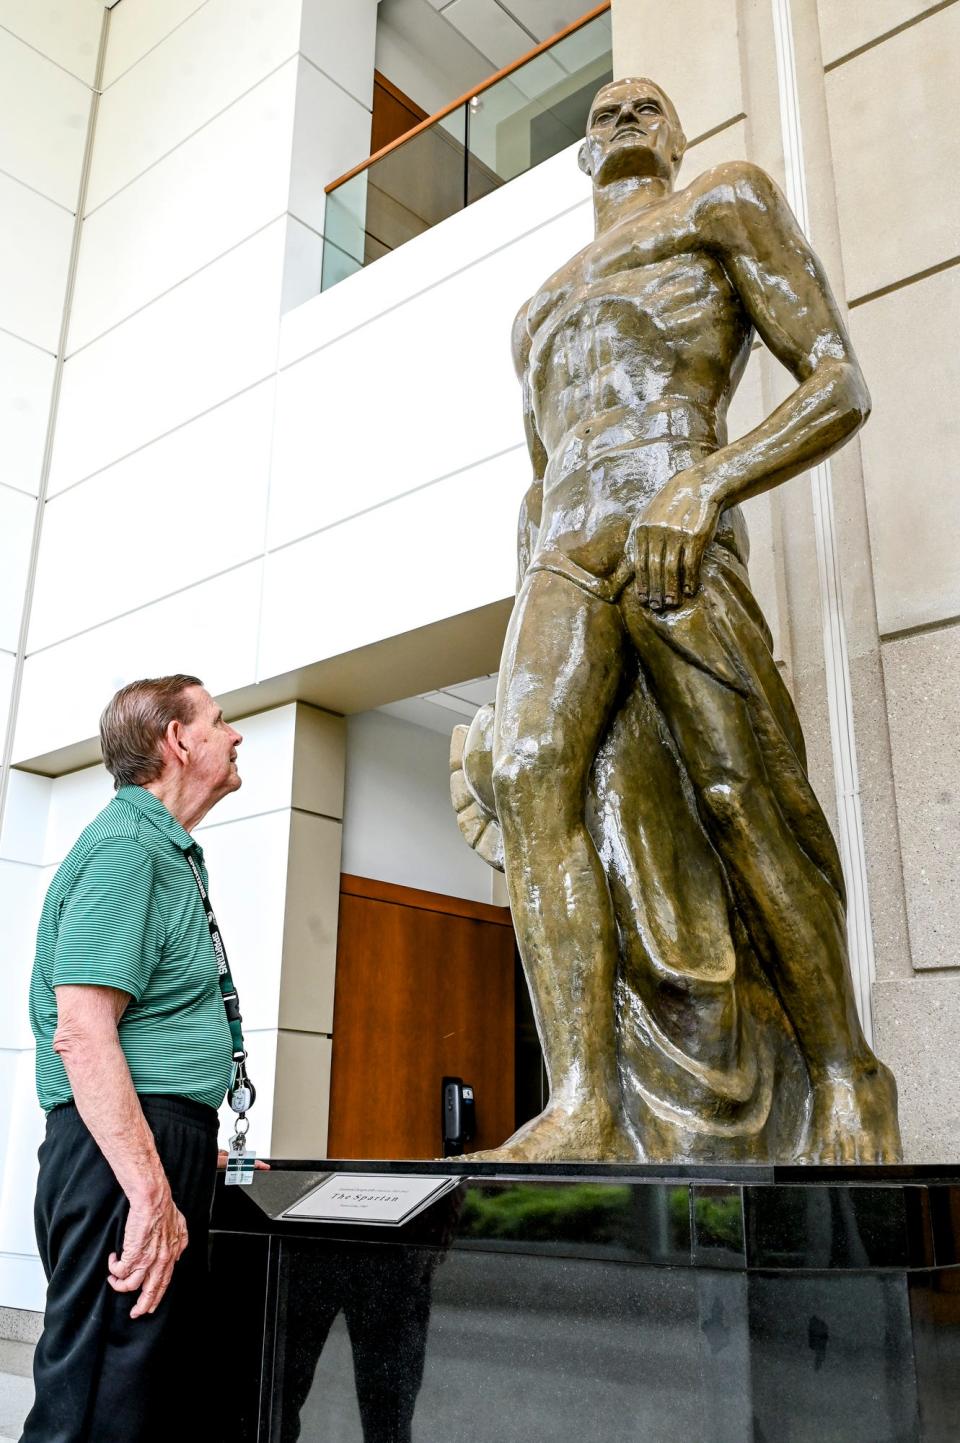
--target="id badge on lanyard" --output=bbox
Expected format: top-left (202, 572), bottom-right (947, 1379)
top-left (184, 846), bottom-right (258, 1184)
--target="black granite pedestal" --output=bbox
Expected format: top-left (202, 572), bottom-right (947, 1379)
top-left (210, 1161), bottom-right (960, 1443)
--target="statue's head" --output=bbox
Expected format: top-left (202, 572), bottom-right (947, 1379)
top-left (579, 77), bottom-right (686, 187)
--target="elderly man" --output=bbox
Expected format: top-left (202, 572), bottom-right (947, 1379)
top-left (22, 675), bottom-right (251, 1442)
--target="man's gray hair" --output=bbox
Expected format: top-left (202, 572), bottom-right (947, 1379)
top-left (100, 674), bottom-right (203, 790)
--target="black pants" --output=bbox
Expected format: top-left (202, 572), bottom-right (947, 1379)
top-left (22, 1095), bottom-right (219, 1443)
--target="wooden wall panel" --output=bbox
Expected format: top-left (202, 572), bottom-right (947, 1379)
top-left (371, 71), bottom-right (428, 157)
top-left (327, 877), bottom-right (516, 1159)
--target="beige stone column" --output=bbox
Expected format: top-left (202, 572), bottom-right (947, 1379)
top-left (815, 0), bottom-right (960, 1158)
top-left (199, 700), bottom-right (347, 1159)
top-left (613, 0), bottom-right (960, 1157)
top-left (269, 702), bottom-right (346, 1156)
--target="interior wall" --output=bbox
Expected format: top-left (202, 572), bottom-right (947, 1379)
top-left (0, 1), bottom-right (103, 790)
top-left (341, 710), bottom-right (495, 904)
top-left (5, 0), bottom-right (377, 774)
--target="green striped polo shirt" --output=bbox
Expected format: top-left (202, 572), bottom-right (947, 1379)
top-left (29, 785), bottom-right (233, 1112)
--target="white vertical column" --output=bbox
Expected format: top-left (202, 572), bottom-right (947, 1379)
top-left (770, 0), bottom-right (876, 1041)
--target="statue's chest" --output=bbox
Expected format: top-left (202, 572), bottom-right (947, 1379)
top-left (529, 245), bottom-right (736, 369)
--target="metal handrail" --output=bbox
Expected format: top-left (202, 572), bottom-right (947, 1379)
top-left (324, 1), bottom-right (612, 195)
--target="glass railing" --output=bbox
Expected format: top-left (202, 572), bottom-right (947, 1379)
top-left (321, 3), bottom-right (612, 292)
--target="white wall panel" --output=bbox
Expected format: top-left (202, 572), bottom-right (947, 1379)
top-left (30, 379), bottom-right (275, 651)
top-left (87, 0), bottom-right (303, 212)
top-left (290, 56), bottom-right (375, 235)
top-left (36, 710), bottom-right (303, 863)
top-left (102, 0), bottom-right (209, 89)
top-left (280, 139), bottom-right (589, 368)
top-left (0, 770), bottom-right (52, 865)
top-left (0, 648), bottom-right (13, 761)
top-left (0, 0), bottom-right (102, 84)
top-left (193, 809), bottom-right (291, 1031)
top-left (0, 173), bottom-right (73, 353)
top-left (0, 28), bottom-right (91, 208)
top-left (300, 0), bottom-right (377, 110)
top-left (0, 485), bottom-right (33, 651)
top-left (0, 859), bottom-right (46, 1049)
top-left (44, 767), bottom-right (113, 867)
top-left (0, 1053), bottom-right (19, 1200)
top-left (343, 710), bottom-right (493, 903)
top-left (69, 62), bottom-right (299, 354)
top-left (282, 216), bottom-right (325, 316)
top-left (0, 329), bottom-right (55, 497)
top-left (0, 1251), bottom-right (44, 1313)
top-left (269, 202), bottom-right (588, 549)
top-left (49, 220), bottom-right (285, 495)
top-left (14, 562), bottom-right (262, 763)
top-left (260, 446), bottom-right (525, 677)
top-left (0, 1050), bottom-right (45, 1267)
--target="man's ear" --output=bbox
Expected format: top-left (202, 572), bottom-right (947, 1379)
top-left (167, 717), bottom-right (190, 764)
top-left (577, 140), bottom-right (592, 177)
top-left (671, 131), bottom-right (687, 168)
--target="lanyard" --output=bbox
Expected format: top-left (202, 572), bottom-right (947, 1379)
top-left (184, 846), bottom-right (255, 1120)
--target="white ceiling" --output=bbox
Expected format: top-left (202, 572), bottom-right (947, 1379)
top-left (378, 0), bottom-right (598, 112)
top-left (430, 0), bottom-right (590, 52)
top-left (378, 673), bottom-right (498, 735)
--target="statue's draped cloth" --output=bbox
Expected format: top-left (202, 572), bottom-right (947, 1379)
top-left (458, 522), bottom-right (844, 1160)
top-left (584, 523), bottom-right (842, 1159)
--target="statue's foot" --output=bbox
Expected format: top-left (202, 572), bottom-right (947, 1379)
top-left (798, 1062), bottom-right (902, 1164)
top-left (462, 1101), bottom-right (639, 1163)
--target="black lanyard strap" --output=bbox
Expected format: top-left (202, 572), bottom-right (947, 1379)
top-left (184, 847), bottom-right (255, 1113)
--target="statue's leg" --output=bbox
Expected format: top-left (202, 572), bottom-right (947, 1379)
top-left (621, 569), bottom-right (901, 1163)
top-left (483, 568), bottom-right (635, 1162)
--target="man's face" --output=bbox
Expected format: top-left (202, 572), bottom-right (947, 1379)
top-left (180, 687), bottom-right (243, 804)
top-left (580, 80), bottom-right (684, 186)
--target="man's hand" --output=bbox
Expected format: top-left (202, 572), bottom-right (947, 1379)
top-left (107, 1189), bottom-right (188, 1318)
top-left (628, 468), bottom-right (720, 609)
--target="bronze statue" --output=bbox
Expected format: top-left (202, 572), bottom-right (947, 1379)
top-left (450, 77), bottom-right (902, 1164)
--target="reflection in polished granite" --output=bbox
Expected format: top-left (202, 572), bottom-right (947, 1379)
top-left (282, 1244), bottom-right (748, 1443)
top-left (210, 1162), bottom-right (960, 1442)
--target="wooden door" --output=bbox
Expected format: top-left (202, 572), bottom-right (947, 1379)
top-left (327, 874), bottom-right (516, 1159)
top-left (371, 71), bottom-right (428, 156)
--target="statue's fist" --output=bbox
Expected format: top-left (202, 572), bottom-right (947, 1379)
top-left (449, 705), bottom-right (504, 871)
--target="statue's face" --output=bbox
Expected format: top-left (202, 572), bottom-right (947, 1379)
top-left (580, 79), bottom-right (685, 185)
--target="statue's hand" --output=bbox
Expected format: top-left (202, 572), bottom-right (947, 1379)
top-left (628, 470), bottom-right (720, 609)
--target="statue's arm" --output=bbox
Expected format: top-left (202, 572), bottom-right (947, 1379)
top-left (512, 302), bottom-right (546, 591)
top-left (703, 162), bottom-right (870, 508)
top-left (630, 165), bottom-right (869, 608)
